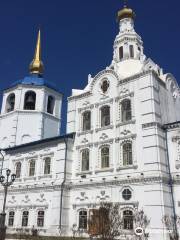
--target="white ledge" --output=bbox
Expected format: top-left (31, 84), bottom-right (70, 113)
top-left (95, 167), bottom-right (114, 173)
top-left (117, 165), bottom-right (138, 171)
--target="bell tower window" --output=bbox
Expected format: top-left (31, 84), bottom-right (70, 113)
top-left (129, 45), bottom-right (134, 58)
top-left (24, 91), bottom-right (36, 110)
top-left (47, 96), bottom-right (55, 114)
top-left (119, 46), bottom-right (124, 60)
top-left (6, 93), bottom-right (15, 113)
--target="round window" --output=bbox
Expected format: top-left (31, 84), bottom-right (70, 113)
top-left (122, 189), bottom-right (132, 200)
top-left (101, 79), bottom-right (109, 93)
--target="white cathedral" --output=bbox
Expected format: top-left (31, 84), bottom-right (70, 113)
top-left (0, 3), bottom-right (180, 240)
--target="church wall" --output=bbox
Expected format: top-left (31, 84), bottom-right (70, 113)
top-left (0, 137), bottom-right (74, 236)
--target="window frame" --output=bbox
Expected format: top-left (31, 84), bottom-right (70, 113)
top-left (82, 111), bottom-right (91, 131)
top-left (8, 211), bottom-right (15, 227)
top-left (29, 159), bottom-right (36, 177)
top-left (122, 142), bottom-right (133, 166)
top-left (122, 188), bottom-right (132, 201)
top-left (37, 210), bottom-right (45, 227)
top-left (119, 46), bottom-right (124, 60)
top-left (121, 99), bottom-right (132, 122)
top-left (22, 211), bottom-right (29, 227)
top-left (15, 162), bottom-right (22, 179)
top-left (81, 149), bottom-right (90, 172)
top-left (44, 157), bottom-right (51, 175)
top-left (79, 210), bottom-right (88, 230)
top-left (101, 146), bottom-right (110, 169)
top-left (123, 210), bottom-right (133, 230)
top-left (100, 105), bottom-right (110, 128)
top-left (129, 45), bottom-right (134, 58)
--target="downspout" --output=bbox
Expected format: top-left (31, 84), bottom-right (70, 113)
top-left (59, 137), bottom-right (68, 233)
top-left (0, 150), bottom-right (5, 175)
top-left (164, 127), bottom-right (179, 239)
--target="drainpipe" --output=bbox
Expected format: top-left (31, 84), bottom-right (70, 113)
top-left (164, 127), bottom-right (179, 239)
top-left (0, 150), bottom-right (5, 175)
top-left (59, 137), bottom-right (68, 233)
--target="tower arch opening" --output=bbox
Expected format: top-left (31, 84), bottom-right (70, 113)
top-left (6, 93), bottom-right (15, 113)
top-left (24, 91), bottom-right (36, 110)
top-left (47, 95), bottom-right (55, 114)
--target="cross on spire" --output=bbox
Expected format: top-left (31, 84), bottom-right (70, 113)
top-left (124, 0), bottom-right (128, 7)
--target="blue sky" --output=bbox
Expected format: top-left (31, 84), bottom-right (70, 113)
top-left (0, 0), bottom-right (179, 134)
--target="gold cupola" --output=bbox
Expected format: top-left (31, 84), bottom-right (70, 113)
top-left (117, 1), bottom-right (136, 21)
top-left (29, 29), bottom-right (44, 75)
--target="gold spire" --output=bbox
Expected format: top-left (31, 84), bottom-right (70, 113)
top-left (117, 1), bottom-right (135, 21)
top-left (29, 29), bottom-right (44, 75)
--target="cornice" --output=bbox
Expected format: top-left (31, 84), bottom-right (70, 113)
top-left (68, 91), bottom-right (92, 102)
top-left (142, 122), bottom-right (162, 129)
top-left (163, 122), bottom-right (180, 130)
top-left (118, 70), bottom-right (166, 88)
top-left (69, 176), bottom-right (168, 190)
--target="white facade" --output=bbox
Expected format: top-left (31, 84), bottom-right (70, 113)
top-left (0, 5), bottom-right (180, 240)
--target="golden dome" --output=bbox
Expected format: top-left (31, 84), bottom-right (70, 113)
top-left (29, 29), bottom-right (44, 75)
top-left (117, 6), bottom-right (136, 21)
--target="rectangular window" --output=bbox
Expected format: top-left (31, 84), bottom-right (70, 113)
top-left (8, 211), bottom-right (15, 226)
top-left (129, 45), bottom-right (134, 58)
top-left (22, 211), bottom-right (29, 227)
top-left (119, 46), bottom-right (123, 60)
top-left (37, 211), bottom-right (45, 227)
top-left (44, 158), bottom-right (51, 175)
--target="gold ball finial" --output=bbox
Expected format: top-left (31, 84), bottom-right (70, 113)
top-left (29, 29), bottom-right (44, 75)
top-left (117, 1), bottom-right (135, 21)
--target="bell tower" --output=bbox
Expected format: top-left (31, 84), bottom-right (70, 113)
top-left (0, 30), bottom-right (62, 148)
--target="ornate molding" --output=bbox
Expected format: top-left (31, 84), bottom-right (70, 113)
top-left (69, 176), bottom-right (168, 189)
top-left (163, 122), bottom-right (180, 130)
top-left (115, 134), bottom-right (137, 142)
top-left (95, 98), bottom-right (114, 108)
top-left (142, 122), bottom-right (162, 129)
top-left (77, 130), bottom-right (94, 137)
top-left (95, 125), bottom-right (114, 133)
top-left (115, 92), bottom-right (134, 102)
top-left (116, 119), bottom-right (136, 128)
top-left (78, 104), bottom-right (94, 113)
top-left (90, 69), bottom-right (120, 92)
top-left (68, 91), bottom-right (92, 101)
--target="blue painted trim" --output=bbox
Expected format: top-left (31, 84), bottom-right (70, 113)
top-left (5, 74), bottom-right (61, 93)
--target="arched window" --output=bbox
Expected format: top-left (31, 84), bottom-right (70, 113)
top-left (6, 93), bottom-right (15, 113)
top-left (101, 106), bottom-right (110, 127)
top-left (129, 45), bottom-right (134, 58)
top-left (15, 162), bottom-right (21, 178)
top-left (82, 111), bottom-right (91, 131)
top-left (121, 99), bottom-right (132, 122)
top-left (29, 160), bottom-right (35, 176)
top-left (22, 211), bottom-right (29, 227)
top-left (44, 157), bottom-right (51, 175)
top-left (119, 46), bottom-right (123, 60)
top-left (8, 211), bottom-right (15, 226)
top-left (123, 210), bottom-right (133, 230)
top-left (101, 146), bottom-right (109, 168)
top-left (81, 149), bottom-right (89, 172)
top-left (47, 96), bottom-right (55, 114)
top-left (37, 211), bottom-right (45, 227)
top-left (79, 210), bottom-right (87, 229)
top-left (123, 142), bottom-right (133, 166)
top-left (24, 91), bottom-right (36, 110)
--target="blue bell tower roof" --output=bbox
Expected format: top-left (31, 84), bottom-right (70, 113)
top-left (10, 74), bottom-right (60, 93)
